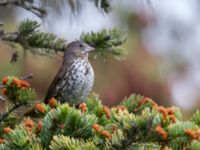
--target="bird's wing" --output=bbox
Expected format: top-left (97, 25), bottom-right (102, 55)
top-left (44, 61), bottom-right (71, 103)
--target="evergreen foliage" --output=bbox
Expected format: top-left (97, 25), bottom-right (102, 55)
top-left (1, 76), bottom-right (36, 105)
top-left (1, 76), bottom-right (200, 149)
top-left (81, 28), bottom-right (127, 60)
top-left (18, 19), bottom-right (65, 54)
top-left (1, 19), bottom-right (126, 60)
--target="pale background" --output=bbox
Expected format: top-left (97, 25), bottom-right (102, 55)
top-left (1, 0), bottom-right (200, 117)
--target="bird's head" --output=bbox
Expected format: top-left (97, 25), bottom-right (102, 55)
top-left (64, 41), bottom-right (95, 61)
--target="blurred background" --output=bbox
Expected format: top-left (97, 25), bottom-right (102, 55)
top-left (1, 0), bottom-right (200, 117)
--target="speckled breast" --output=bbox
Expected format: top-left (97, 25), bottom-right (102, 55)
top-left (60, 58), bottom-right (94, 105)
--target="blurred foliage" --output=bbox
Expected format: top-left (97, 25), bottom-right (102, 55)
top-left (41, 0), bottom-right (112, 14)
top-left (0, 0), bottom-right (46, 17)
top-left (93, 0), bottom-right (111, 13)
top-left (0, 0), bottom-right (113, 19)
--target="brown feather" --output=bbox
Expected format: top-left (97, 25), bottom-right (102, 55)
top-left (44, 60), bottom-right (73, 103)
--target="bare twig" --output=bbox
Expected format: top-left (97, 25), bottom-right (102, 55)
top-left (0, 21), bottom-right (4, 26)
top-left (0, 103), bottom-right (21, 122)
top-left (20, 73), bottom-right (33, 80)
top-left (0, 84), bottom-right (5, 89)
top-left (15, 2), bottom-right (46, 18)
top-left (10, 51), bottom-right (19, 64)
top-left (0, 95), bottom-right (5, 101)
top-left (0, 0), bottom-right (46, 18)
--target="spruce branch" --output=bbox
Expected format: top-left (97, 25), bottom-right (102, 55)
top-left (1, 19), bottom-right (127, 60)
top-left (0, 19), bottom-right (66, 55)
top-left (50, 135), bottom-right (97, 150)
top-left (81, 27), bottom-right (127, 60)
top-left (39, 103), bottom-right (97, 148)
top-left (1, 91), bottom-right (200, 149)
top-left (17, 19), bottom-right (66, 53)
top-left (0, 75), bottom-right (36, 123)
top-left (2, 124), bottom-right (38, 149)
top-left (0, 74), bottom-right (33, 89)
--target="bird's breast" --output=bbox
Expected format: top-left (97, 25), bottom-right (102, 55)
top-left (61, 58), bottom-right (94, 105)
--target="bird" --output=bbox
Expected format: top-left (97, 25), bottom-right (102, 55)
top-left (44, 40), bottom-right (95, 106)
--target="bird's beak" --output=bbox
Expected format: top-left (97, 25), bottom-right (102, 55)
top-left (85, 45), bottom-right (95, 52)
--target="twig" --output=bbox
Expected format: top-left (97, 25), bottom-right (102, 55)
top-left (0, 103), bottom-right (21, 122)
top-left (0, 21), bottom-right (4, 26)
top-left (0, 0), bottom-right (46, 18)
top-left (0, 95), bottom-right (5, 101)
top-left (10, 51), bottom-right (19, 64)
top-left (0, 84), bottom-right (5, 89)
top-left (15, 2), bottom-right (46, 18)
top-left (20, 73), bottom-right (33, 80)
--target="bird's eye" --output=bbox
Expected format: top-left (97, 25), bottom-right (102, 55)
top-left (79, 44), bottom-right (84, 48)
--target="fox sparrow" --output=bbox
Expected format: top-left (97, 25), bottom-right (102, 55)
top-left (44, 41), bottom-right (95, 106)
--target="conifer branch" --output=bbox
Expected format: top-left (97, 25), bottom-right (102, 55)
top-left (0, 74), bottom-right (33, 89)
top-left (1, 19), bottom-right (127, 60)
top-left (0, 75), bottom-right (36, 123)
top-left (0, 89), bottom-right (200, 149)
top-left (81, 28), bottom-right (127, 60)
top-left (0, 19), bottom-right (66, 55)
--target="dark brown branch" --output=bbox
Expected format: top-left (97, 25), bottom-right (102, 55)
top-left (20, 73), bottom-right (33, 80)
top-left (10, 51), bottom-right (19, 64)
top-left (0, 0), bottom-right (46, 18)
top-left (0, 103), bottom-right (21, 122)
top-left (15, 2), bottom-right (46, 18)
top-left (0, 95), bottom-right (5, 101)
top-left (0, 85), bottom-right (5, 89)
top-left (0, 21), bottom-right (4, 26)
